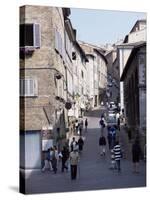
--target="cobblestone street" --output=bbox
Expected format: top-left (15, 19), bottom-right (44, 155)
top-left (25, 108), bottom-right (146, 194)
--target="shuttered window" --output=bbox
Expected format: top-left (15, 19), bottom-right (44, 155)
top-left (34, 24), bottom-right (41, 48)
top-left (57, 79), bottom-right (63, 98)
top-left (55, 29), bottom-right (59, 52)
top-left (55, 28), bottom-right (65, 61)
top-left (20, 79), bottom-right (38, 97)
top-left (20, 24), bottom-right (41, 48)
top-left (65, 31), bottom-right (72, 59)
top-left (55, 29), bottom-right (62, 54)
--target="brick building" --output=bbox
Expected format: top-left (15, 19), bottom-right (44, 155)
top-left (20, 6), bottom-right (75, 171)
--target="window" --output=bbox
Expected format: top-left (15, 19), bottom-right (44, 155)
top-left (72, 52), bottom-right (76, 60)
top-left (65, 31), bottom-right (72, 59)
top-left (20, 79), bottom-right (38, 97)
top-left (55, 29), bottom-right (66, 62)
top-left (20, 24), bottom-right (41, 48)
top-left (55, 29), bottom-right (64, 58)
top-left (57, 80), bottom-right (63, 98)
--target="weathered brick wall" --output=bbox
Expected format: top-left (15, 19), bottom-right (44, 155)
top-left (20, 6), bottom-right (68, 134)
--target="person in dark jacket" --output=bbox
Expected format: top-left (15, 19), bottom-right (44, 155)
top-left (99, 135), bottom-right (106, 156)
top-left (85, 118), bottom-right (88, 132)
top-left (50, 147), bottom-right (58, 174)
top-left (78, 136), bottom-right (84, 152)
top-left (61, 146), bottom-right (69, 172)
top-left (132, 139), bottom-right (141, 173)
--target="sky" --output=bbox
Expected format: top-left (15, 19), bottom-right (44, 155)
top-left (70, 8), bottom-right (146, 45)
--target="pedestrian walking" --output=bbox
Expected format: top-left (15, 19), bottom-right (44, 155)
top-left (61, 146), bottom-right (69, 172)
top-left (113, 141), bottom-right (122, 172)
top-left (99, 117), bottom-right (105, 135)
top-left (42, 148), bottom-right (53, 172)
top-left (107, 126), bottom-right (116, 149)
top-left (50, 147), bottom-right (58, 174)
top-left (75, 120), bottom-right (79, 134)
top-left (78, 136), bottom-right (84, 153)
top-left (85, 118), bottom-right (88, 132)
top-left (70, 137), bottom-right (78, 152)
top-left (109, 149), bottom-right (117, 170)
top-left (69, 147), bottom-right (80, 180)
top-left (132, 139), bottom-right (141, 173)
top-left (99, 134), bottom-right (106, 156)
top-left (79, 122), bottom-right (83, 136)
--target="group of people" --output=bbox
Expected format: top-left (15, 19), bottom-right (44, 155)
top-left (69, 136), bottom-right (84, 180)
top-left (42, 146), bottom-right (59, 174)
top-left (98, 114), bottom-right (142, 173)
top-left (42, 136), bottom-right (84, 180)
top-left (42, 114), bottom-right (142, 180)
top-left (74, 118), bottom-right (88, 135)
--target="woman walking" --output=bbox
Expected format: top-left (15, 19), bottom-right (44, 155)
top-left (99, 134), bottom-right (106, 156)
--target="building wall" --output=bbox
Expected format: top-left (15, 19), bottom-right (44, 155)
top-left (72, 43), bottom-right (88, 116)
top-left (123, 46), bottom-right (146, 133)
top-left (122, 46), bottom-right (146, 156)
top-left (80, 43), bottom-right (108, 107)
top-left (99, 56), bottom-right (107, 89)
top-left (118, 47), bottom-right (133, 110)
top-left (20, 6), bottom-right (56, 131)
top-left (20, 6), bottom-right (70, 161)
top-left (128, 29), bottom-right (146, 43)
top-left (86, 55), bottom-right (94, 107)
top-left (138, 49), bottom-right (146, 130)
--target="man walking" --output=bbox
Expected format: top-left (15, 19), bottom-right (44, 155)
top-left (70, 137), bottom-right (78, 152)
top-left (85, 118), bottom-right (88, 132)
top-left (61, 146), bottom-right (69, 172)
top-left (78, 136), bottom-right (84, 153)
top-left (69, 148), bottom-right (80, 180)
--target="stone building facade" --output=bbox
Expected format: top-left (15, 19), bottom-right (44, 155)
top-left (20, 6), bottom-right (74, 170)
top-left (79, 42), bottom-right (108, 107)
top-left (72, 41), bottom-right (88, 118)
top-left (117, 19), bottom-right (146, 111)
top-left (120, 42), bottom-right (146, 154)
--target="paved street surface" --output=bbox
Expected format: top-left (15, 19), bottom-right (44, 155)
top-left (25, 107), bottom-right (146, 194)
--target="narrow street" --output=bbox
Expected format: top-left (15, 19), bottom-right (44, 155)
top-left (25, 107), bottom-right (146, 194)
